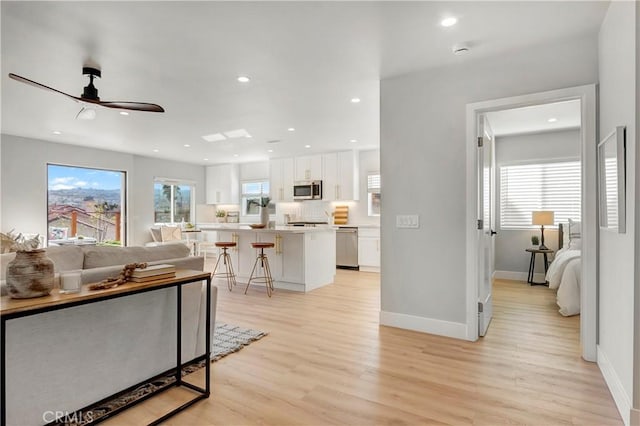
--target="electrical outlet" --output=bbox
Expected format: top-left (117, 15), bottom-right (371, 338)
top-left (396, 214), bottom-right (419, 228)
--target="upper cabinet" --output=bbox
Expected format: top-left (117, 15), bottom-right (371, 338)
top-left (270, 158), bottom-right (295, 202)
top-left (206, 164), bottom-right (240, 204)
top-left (294, 155), bottom-right (323, 181)
top-left (322, 151), bottom-right (359, 201)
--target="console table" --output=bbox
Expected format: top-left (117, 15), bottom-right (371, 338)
top-left (1, 269), bottom-right (212, 425)
top-left (526, 248), bottom-right (554, 286)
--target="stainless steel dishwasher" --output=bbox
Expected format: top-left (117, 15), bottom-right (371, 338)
top-left (336, 226), bottom-right (359, 269)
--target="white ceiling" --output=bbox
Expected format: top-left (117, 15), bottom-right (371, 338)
top-left (486, 99), bottom-right (582, 137)
top-left (1, 1), bottom-right (608, 165)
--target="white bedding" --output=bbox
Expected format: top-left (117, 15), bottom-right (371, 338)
top-left (546, 247), bottom-right (581, 316)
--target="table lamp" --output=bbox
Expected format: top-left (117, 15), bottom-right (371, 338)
top-left (532, 211), bottom-right (554, 250)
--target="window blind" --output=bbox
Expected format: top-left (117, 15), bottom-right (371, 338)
top-left (602, 158), bottom-right (618, 227)
top-left (500, 161), bottom-right (581, 229)
top-left (367, 174), bottom-right (381, 193)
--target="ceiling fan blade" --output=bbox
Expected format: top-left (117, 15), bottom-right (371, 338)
top-left (8, 73), bottom-right (80, 102)
top-left (98, 101), bottom-right (165, 113)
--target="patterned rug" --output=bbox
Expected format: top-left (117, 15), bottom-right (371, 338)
top-left (55, 323), bottom-right (267, 425)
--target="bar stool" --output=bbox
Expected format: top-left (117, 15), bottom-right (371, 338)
top-left (245, 242), bottom-right (275, 297)
top-left (212, 242), bottom-right (237, 291)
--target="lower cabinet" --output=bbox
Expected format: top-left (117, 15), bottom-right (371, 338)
top-left (217, 231), bottom-right (304, 285)
top-left (358, 228), bottom-right (380, 272)
top-left (258, 232), bottom-right (304, 283)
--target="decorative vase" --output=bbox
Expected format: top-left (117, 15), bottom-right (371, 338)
top-left (6, 249), bottom-right (55, 299)
top-left (260, 206), bottom-right (269, 226)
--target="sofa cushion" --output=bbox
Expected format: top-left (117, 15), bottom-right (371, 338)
top-left (81, 244), bottom-right (191, 269)
top-left (45, 245), bottom-right (85, 272)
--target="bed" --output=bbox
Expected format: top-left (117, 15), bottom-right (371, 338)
top-left (545, 220), bottom-right (581, 316)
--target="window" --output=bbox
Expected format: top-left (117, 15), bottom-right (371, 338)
top-left (47, 164), bottom-right (126, 245)
top-left (241, 181), bottom-right (274, 216)
top-left (368, 173), bottom-right (381, 216)
top-left (500, 160), bottom-right (581, 229)
top-left (154, 179), bottom-right (194, 224)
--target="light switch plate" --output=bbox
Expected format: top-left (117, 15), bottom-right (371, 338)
top-left (396, 214), bottom-right (419, 228)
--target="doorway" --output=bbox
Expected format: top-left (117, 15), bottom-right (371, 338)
top-left (465, 85), bottom-right (597, 362)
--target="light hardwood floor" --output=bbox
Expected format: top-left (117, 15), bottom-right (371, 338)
top-left (105, 272), bottom-right (621, 425)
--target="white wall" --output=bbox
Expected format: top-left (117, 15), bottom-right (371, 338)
top-left (379, 35), bottom-right (598, 334)
top-left (495, 129), bottom-right (580, 276)
top-left (597, 2), bottom-right (637, 424)
top-left (0, 135), bottom-right (205, 246)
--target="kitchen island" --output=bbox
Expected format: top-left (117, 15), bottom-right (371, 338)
top-left (198, 224), bottom-right (336, 292)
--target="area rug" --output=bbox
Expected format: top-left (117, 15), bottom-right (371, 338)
top-left (56, 323), bottom-right (267, 425)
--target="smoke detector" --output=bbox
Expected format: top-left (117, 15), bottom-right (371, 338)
top-left (452, 43), bottom-right (470, 55)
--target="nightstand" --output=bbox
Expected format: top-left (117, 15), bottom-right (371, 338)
top-left (526, 248), bottom-right (555, 286)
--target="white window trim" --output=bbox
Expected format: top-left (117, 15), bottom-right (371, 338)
top-left (153, 178), bottom-right (196, 225)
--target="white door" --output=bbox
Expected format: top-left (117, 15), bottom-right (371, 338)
top-left (478, 114), bottom-right (496, 337)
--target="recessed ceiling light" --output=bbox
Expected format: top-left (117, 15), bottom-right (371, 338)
top-left (350, 98), bottom-right (361, 103)
top-left (305, 145), bottom-right (311, 149)
top-left (548, 118), bottom-right (558, 123)
top-left (153, 149), bottom-right (159, 153)
top-left (184, 144), bottom-right (191, 147)
top-left (52, 130), bottom-right (62, 135)
top-left (350, 139), bottom-right (357, 143)
top-left (119, 111), bottom-right (129, 116)
top-left (233, 154), bottom-right (239, 157)
top-left (288, 127), bottom-right (296, 132)
top-left (203, 158), bottom-right (209, 161)
top-left (237, 76), bottom-right (250, 83)
top-left (441, 17), bottom-right (457, 27)
top-left (267, 149), bottom-right (273, 153)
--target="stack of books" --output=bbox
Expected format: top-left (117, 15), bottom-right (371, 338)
top-left (130, 264), bottom-right (176, 282)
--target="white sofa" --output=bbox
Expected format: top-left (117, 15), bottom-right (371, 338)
top-left (1, 244), bottom-right (217, 426)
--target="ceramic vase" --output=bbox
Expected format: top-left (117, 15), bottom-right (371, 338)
top-left (6, 249), bottom-right (55, 298)
top-left (260, 207), bottom-right (269, 226)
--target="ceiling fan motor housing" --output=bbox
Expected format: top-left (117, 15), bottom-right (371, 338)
top-left (82, 67), bottom-right (101, 100)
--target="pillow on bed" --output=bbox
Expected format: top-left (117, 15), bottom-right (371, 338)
top-left (567, 219), bottom-right (582, 250)
top-left (561, 222), bottom-right (570, 247)
top-left (568, 219), bottom-right (581, 239)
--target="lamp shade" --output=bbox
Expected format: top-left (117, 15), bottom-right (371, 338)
top-left (532, 211), bottom-right (554, 226)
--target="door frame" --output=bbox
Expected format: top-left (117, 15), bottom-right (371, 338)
top-left (464, 84), bottom-right (597, 362)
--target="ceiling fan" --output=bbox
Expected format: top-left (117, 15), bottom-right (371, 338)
top-left (8, 67), bottom-right (165, 118)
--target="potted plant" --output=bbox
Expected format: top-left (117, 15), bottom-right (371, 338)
top-left (215, 210), bottom-right (226, 223)
top-left (248, 197), bottom-right (271, 225)
top-left (531, 235), bottom-right (540, 247)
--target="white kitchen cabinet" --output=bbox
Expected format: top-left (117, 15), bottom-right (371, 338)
top-left (294, 155), bottom-right (323, 181)
top-left (257, 232), bottom-right (304, 283)
top-left (269, 157), bottom-right (294, 202)
top-left (358, 227), bottom-right (380, 272)
top-left (206, 164), bottom-right (240, 204)
top-left (322, 151), bottom-right (359, 201)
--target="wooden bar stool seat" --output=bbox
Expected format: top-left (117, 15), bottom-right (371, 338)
top-left (215, 242), bottom-right (237, 248)
top-left (245, 242), bottom-right (275, 297)
top-left (212, 242), bottom-right (237, 291)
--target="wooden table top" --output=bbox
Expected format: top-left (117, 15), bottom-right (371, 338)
top-left (525, 247), bottom-right (555, 253)
top-left (1, 269), bottom-right (211, 318)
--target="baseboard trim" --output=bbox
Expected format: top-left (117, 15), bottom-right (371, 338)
top-left (597, 345), bottom-right (631, 426)
top-left (494, 270), bottom-right (545, 282)
top-left (379, 311), bottom-right (467, 340)
top-left (359, 265), bottom-right (380, 273)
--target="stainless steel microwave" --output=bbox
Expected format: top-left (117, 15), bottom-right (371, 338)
top-left (293, 180), bottom-right (322, 200)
